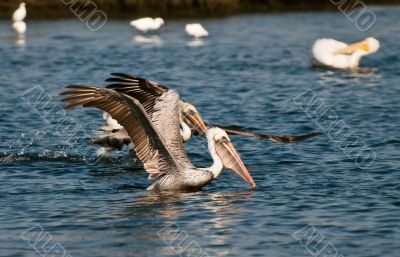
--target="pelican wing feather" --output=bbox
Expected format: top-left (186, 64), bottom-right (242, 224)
top-left (105, 73), bottom-right (192, 166)
top-left (105, 73), bottom-right (168, 118)
top-left (60, 85), bottom-right (191, 179)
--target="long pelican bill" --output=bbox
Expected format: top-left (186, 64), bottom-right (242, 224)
top-left (215, 138), bottom-right (256, 188)
top-left (334, 40), bottom-right (369, 55)
top-left (182, 111), bottom-right (208, 135)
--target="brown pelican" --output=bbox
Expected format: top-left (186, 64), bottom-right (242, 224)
top-left (91, 73), bottom-right (320, 153)
top-left (60, 85), bottom-right (255, 191)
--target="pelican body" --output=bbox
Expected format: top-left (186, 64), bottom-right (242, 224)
top-left (312, 37), bottom-right (380, 69)
top-left (147, 127), bottom-right (255, 191)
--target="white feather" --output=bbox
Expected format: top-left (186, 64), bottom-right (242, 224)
top-left (185, 23), bottom-right (209, 39)
top-left (130, 17), bottom-right (164, 33)
top-left (12, 2), bottom-right (26, 22)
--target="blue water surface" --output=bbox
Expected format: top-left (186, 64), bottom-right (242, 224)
top-left (0, 6), bottom-right (399, 257)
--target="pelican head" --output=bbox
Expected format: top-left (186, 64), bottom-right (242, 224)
top-left (365, 37), bottom-right (380, 54)
top-left (179, 102), bottom-right (208, 135)
top-left (155, 18), bottom-right (164, 26)
top-left (335, 37), bottom-right (380, 55)
top-left (207, 127), bottom-right (256, 188)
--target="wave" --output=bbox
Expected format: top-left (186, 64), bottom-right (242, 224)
top-left (0, 150), bottom-right (138, 165)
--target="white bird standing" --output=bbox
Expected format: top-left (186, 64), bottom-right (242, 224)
top-left (185, 23), bottom-right (209, 39)
top-left (12, 21), bottom-right (27, 36)
top-left (102, 112), bottom-right (123, 131)
top-left (12, 2), bottom-right (26, 22)
top-left (130, 18), bottom-right (164, 33)
top-left (311, 37), bottom-right (380, 69)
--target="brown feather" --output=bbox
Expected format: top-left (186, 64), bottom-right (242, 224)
top-left (60, 85), bottom-right (188, 179)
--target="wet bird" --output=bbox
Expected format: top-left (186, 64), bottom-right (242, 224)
top-left (130, 18), bottom-right (164, 33)
top-left (60, 86), bottom-right (256, 191)
top-left (311, 37), bottom-right (380, 69)
top-left (185, 23), bottom-right (209, 39)
top-left (12, 2), bottom-right (26, 22)
top-left (91, 73), bottom-right (321, 153)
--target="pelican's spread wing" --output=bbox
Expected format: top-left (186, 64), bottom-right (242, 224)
top-left (212, 126), bottom-right (321, 143)
top-left (105, 73), bottom-right (192, 166)
top-left (60, 85), bottom-right (190, 179)
top-left (105, 73), bottom-right (168, 118)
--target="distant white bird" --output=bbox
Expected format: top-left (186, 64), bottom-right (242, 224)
top-left (311, 37), bottom-right (380, 69)
top-left (12, 2), bottom-right (26, 22)
top-left (130, 17), bottom-right (164, 33)
top-left (185, 23), bottom-right (208, 39)
top-left (12, 21), bottom-right (26, 36)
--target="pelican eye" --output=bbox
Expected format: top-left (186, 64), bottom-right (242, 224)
top-left (217, 136), bottom-right (229, 144)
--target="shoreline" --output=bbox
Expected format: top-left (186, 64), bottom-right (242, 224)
top-left (1, 1), bottom-right (399, 20)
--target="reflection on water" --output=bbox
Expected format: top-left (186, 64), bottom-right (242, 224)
top-left (187, 39), bottom-right (206, 47)
top-left (120, 190), bottom-right (254, 257)
top-left (316, 67), bottom-right (381, 88)
top-left (122, 190), bottom-right (253, 219)
top-left (15, 36), bottom-right (26, 46)
top-left (133, 35), bottom-right (163, 45)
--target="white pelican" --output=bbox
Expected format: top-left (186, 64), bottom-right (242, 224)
top-left (91, 73), bottom-right (321, 153)
top-left (60, 85), bottom-right (256, 191)
top-left (12, 2), bottom-right (26, 22)
top-left (12, 21), bottom-right (26, 36)
top-left (311, 37), bottom-right (380, 69)
top-left (185, 23), bottom-right (208, 39)
top-left (130, 18), bottom-right (164, 33)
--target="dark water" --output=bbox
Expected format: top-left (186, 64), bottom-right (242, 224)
top-left (1, 6), bottom-right (400, 257)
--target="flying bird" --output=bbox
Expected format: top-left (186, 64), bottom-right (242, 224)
top-left (91, 73), bottom-right (321, 153)
top-left (12, 2), bottom-right (26, 22)
top-left (60, 86), bottom-right (255, 191)
top-left (185, 23), bottom-right (209, 39)
top-left (94, 102), bottom-right (203, 154)
top-left (130, 18), bottom-right (164, 33)
top-left (311, 37), bottom-right (380, 69)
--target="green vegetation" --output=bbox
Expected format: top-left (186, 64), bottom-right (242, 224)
top-left (1, 0), bottom-right (400, 19)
